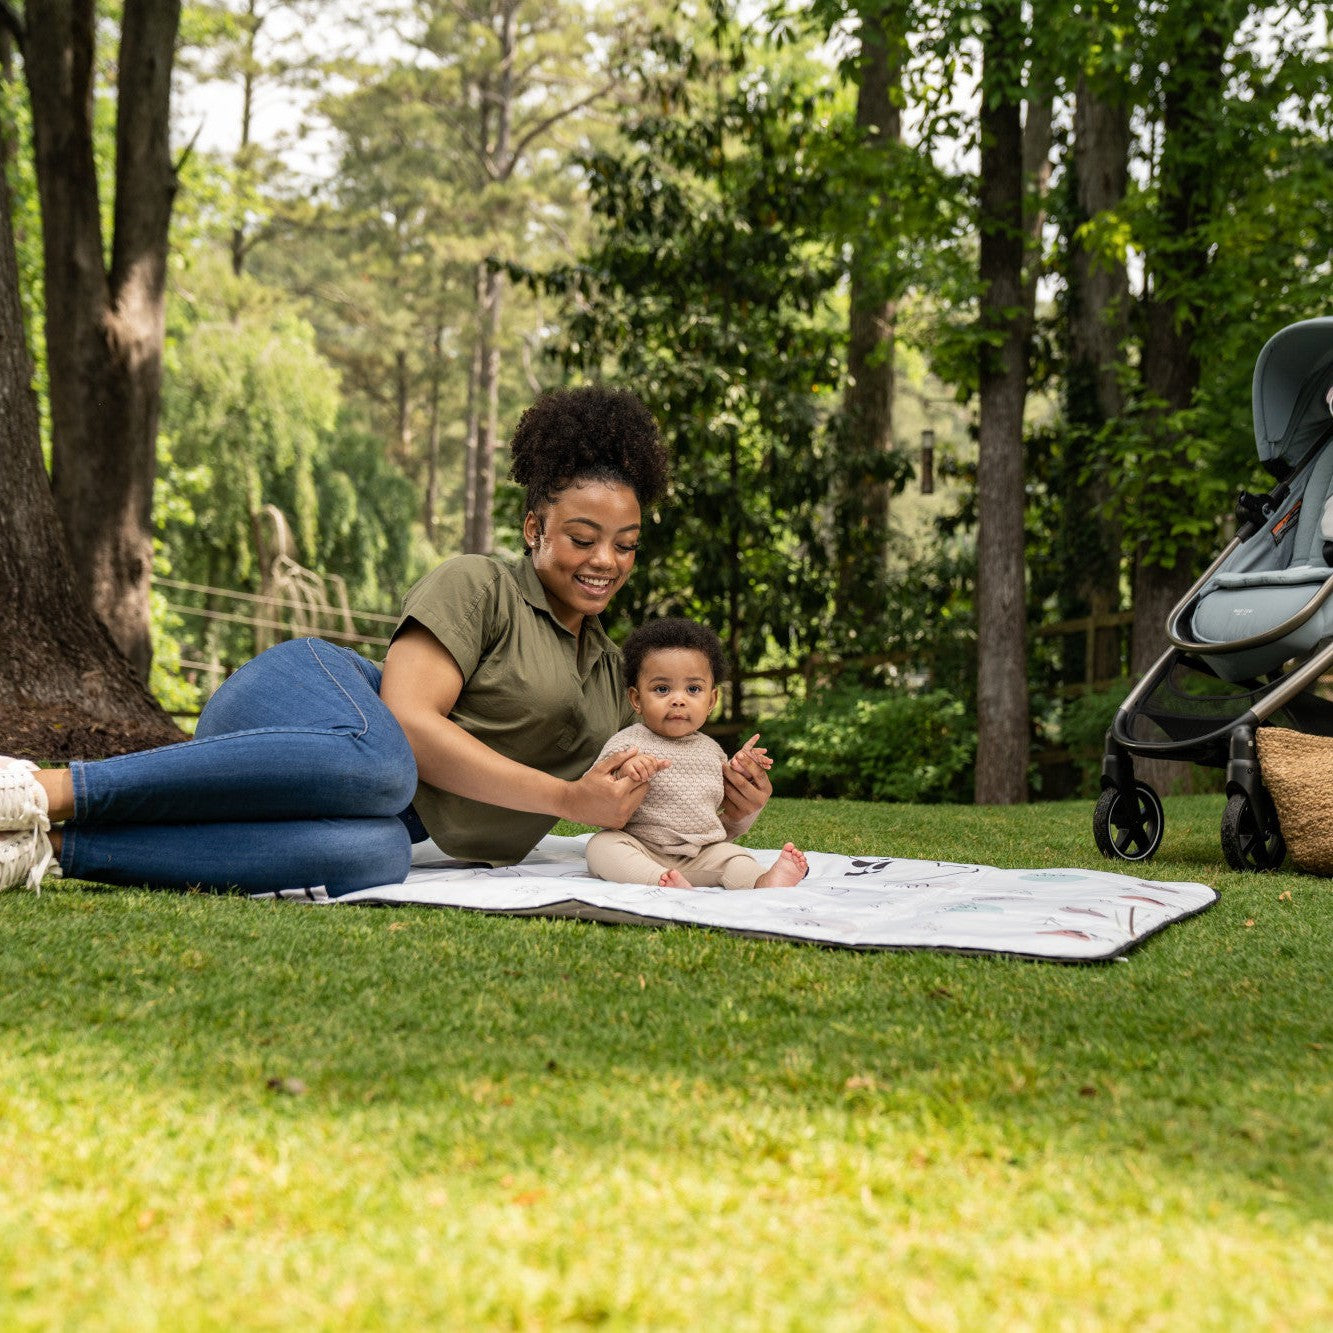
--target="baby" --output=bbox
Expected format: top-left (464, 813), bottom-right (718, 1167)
top-left (585, 617), bottom-right (808, 889)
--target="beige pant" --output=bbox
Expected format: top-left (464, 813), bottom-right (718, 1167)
top-left (586, 829), bottom-right (762, 889)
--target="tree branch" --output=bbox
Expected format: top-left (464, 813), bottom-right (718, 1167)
top-left (503, 81), bottom-right (615, 176)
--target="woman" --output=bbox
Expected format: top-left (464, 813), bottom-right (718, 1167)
top-left (0, 386), bottom-right (772, 897)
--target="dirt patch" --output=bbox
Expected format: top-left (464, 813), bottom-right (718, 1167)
top-left (0, 704), bottom-right (187, 763)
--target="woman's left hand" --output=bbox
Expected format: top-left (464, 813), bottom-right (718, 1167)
top-left (721, 733), bottom-right (773, 836)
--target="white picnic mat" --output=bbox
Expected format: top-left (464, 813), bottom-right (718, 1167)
top-left (318, 834), bottom-right (1218, 962)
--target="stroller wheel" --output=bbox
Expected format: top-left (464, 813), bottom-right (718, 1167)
top-left (1093, 783), bottom-right (1165, 861)
top-left (1220, 792), bottom-right (1286, 872)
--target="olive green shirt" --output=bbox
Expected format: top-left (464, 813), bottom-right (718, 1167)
top-left (395, 554), bottom-right (633, 865)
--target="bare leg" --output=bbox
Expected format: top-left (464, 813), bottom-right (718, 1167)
top-left (35, 770), bottom-right (74, 823)
top-left (754, 843), bottom-right (808, 888)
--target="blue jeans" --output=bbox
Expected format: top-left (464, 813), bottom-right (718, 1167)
top-left (60, 639), bottom-right (423, 896)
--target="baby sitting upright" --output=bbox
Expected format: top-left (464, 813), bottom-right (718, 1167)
top-left (585, 617), bottom-right (808, 890)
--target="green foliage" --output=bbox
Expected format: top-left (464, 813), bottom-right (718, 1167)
top-left (312, 418), bottom-right (419, 609)
top-left (527, 22), bottom-right (847, 698)
top-left (1058, 679), bottom-right (1132, 796)
top-left (763, 686), bottom-right (976, 803)
top-left (148, 586), bottom-right (205, 718)
top-left (161, 278), bottom-right (338, 581)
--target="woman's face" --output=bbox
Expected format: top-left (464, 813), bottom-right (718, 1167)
top-left (524, 480), bottom-right (641, 633)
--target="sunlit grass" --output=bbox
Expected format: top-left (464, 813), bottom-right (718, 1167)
top-left (1, 795), bottom-right (1328, 1328)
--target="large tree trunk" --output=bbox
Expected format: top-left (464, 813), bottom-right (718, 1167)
top-left (0, 136), bottom-right (182, 759)
top-left (974, 0), bottom-right (1030, 805)
top-left (1064, 76), bottom-right (1130, 683)
top-left (23, 0), bottom-right (181, 681)
top-left (836, 3), bottom-right (904, 613)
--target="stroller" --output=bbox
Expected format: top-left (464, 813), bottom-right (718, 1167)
top-left (1095, 316), bottom-right (1333, 871)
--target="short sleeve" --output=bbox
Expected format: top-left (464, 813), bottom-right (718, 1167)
top-left (396, 556), bottom-right (505, 680)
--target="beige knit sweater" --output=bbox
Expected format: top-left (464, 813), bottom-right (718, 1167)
top-left (596, 722), bottom-right (727, 856)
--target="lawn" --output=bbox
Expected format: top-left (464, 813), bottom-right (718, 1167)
top-left (1, 794), bottom-right (1329, 1330)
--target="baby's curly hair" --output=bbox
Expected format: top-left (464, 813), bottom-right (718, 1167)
top-left (509, 386), bottom-right (670, 519)
top-left (622, 617), bottom-right (726, 688)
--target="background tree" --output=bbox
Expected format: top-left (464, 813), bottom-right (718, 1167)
top-left (972, 0), bottom-right (1035, 803)
top-left (10, 0), bottom-right (183, 680)
top-left (833, 0), bottom-right (910, 617)
top-left (0, 128), bottom-right (181, 756)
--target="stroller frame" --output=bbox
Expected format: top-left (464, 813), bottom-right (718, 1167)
top-left (1095, 319), bottom-right (1333, 871)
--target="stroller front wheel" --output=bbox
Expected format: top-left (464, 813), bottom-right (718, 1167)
top-left (1220, 792), bottom-right (1286, 872)
top-left (1093, 782), bottom-right (1165, 862)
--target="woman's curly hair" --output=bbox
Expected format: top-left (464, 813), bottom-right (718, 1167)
top-left (622, 617), bottom-right (726, 688)
top-left (509, 386), bottom-right (670, 518)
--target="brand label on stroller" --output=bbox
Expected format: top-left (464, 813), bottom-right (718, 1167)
top-left (1272, 498), bottom-right (1302, 544)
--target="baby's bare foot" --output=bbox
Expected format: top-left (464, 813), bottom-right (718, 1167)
top-left (754, 843), bottom-right (808, 888)
top-left (659, 869), bottom-right (692, 889)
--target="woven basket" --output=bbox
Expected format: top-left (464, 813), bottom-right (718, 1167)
top-left (1256, 728), bottom-right (1333, 875)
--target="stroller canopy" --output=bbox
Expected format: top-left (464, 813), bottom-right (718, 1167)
top-left (1253, 316), bottom-right (1333, 467)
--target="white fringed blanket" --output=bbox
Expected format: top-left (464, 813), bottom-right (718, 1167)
top-left (295, 834), bottom-right (1218, 962)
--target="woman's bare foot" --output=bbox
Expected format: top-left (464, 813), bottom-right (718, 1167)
top-left (754, 843), bottom-right (808, 888)
top-left (659, 869), bottom-right (692, 889)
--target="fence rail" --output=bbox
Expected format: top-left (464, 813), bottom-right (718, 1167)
top-left (160, 568), bottom-right (1147, 721)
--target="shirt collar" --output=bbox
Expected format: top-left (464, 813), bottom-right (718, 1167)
top-left (510, 555), bottom-right (615, 662)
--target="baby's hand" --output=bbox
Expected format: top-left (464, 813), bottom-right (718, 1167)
top-left (733, 734), bottom-right (773, 772)
top-left (617, 754), bottom-right (664, 783)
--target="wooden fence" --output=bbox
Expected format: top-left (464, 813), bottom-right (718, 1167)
top-left (157, 575), bottom-right (399, 704)
top-left (1032, 609), bottom-right (1137, 697)
top-left (160, 562), bottom-right (1139, 723)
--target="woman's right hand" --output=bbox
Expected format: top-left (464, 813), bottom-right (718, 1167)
top-left (564, 748), bottom-right (668, 828)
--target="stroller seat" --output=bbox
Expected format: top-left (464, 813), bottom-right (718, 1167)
top-left (1187, 440), bottom-right (1333, 677)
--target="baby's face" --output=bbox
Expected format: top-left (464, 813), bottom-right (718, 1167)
top-left (629, 648), bottom-right (719, 739)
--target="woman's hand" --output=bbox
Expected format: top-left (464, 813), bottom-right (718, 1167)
top-left (564, 748), bottom-right (668, 829)
top-left (721, 733), bottom-right (773, 837)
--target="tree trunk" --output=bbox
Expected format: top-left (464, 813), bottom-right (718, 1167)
top-left (230, 0), bottom-right (260, 277)
top-left (394, 346), bottom-right (412, 467)
top-left (24, 0), bottom-right (182, 681)
top-left (1132, 13), bottom-right (1226, 676)
top-left (974, 0), bottom-right (1030, 805)
top-left (838, 3), bottom-right (904, 613)
top-left (0, 137), bottom-right (182, 759)
top-left (1064, 76), bottom-right (1130, 682)
top-left (424, 323), bottom-right (444, 543)
top-left (471, 264), bottom-right (504, 555)
top-left (1020, 91), bottom-right (1054, 324)
top-left (462, 262), bottom-right (485, 551)
top-left (1129, 14), bottom-right (1228, 794)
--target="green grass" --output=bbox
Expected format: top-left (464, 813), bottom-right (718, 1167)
top-left (2, 794), bottom-right (1329, 1329)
